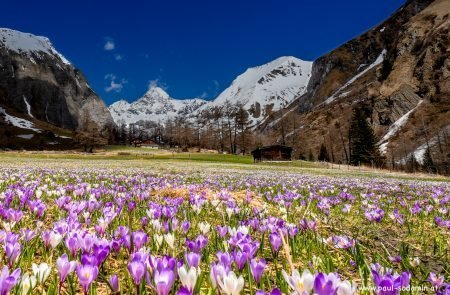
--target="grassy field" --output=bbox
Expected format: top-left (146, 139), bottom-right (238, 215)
top-left (0, 149), bottom-right (449, 294)
top-left (0, 146), bottom-right (447, 182)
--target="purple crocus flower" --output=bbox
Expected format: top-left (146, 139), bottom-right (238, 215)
top-left (0, 266), bottom-right (21, 295)
top-left (56, 254), bottom-right (77, 283)
top-left (128, 259), bottom-right (146, 286)
top-left (216, 251), bottom-right (232, 268)
top-left (76, 264), bottom-right (99, 294)
top-left (185, 252), bottom-right (201, 268)
top-left (234, 251), bottom-right (248, 270)
top-left (250, 258), bottom-right (266, 284)
top-left (177, 286), bottom-right (192, 295)
top-left (216, 225), bottom-right (228, 238)
top-left (388, 256), bottom-right (402, 264)
top-left (108, 275), bottom-right (120, 294)
top-left (436, 284), bottom-right (450, 295)
top-left (429, 272), bottom-right (445, 288)
top-left (269, 233), bottom-right (281, 253)
top-left (20, 229), bottom-right (36, 242)
top-left (132, 231), bottom-right (148, 251)
top-left (4, 242), bottom-right (21, 267)
top-left (371, 263), bottom-right (410, 295)
top-left (81, 254), bottom-right (98, 267)
top-left (154, 269), bottom-right (175, 295)
top-left (181, 221), bottom-right (190, 233)
top-left (313, 272), bottom-right (339, 295)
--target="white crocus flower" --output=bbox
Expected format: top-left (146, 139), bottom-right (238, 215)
top-left (178, 265), bottom-right (198, 292)
top-left (154, 234), bottom-right (163, 249)
top-left (146, 209), bottom-right (155, 218)
top-left (226, 208), bottom-right (234, 218)
top-left (217, 270), bottom-right (244, 295)
top-left (20, 273), bottom-right (37, 295)
top-left (199, 222), bottom-right (210, 235)
top-left (337, 280), bottom-right (357, 295)
top-left (410, 257), bottom-right (420, 267)
top-left (2, 222), bottom-right (16, 231)
top-left (50, 232), bottom-right (63, 248)
top-left (151, 220), bottom-right (162, 231)
top-left (282, 269), bottom-right (314, 295)
top-left (164, 232), bottom-right (175, 249)
top-left (32, 262), bottom-right (51, 283)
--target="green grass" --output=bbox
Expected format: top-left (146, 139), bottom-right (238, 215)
top-left (0, 147), bottom-right (449, 183)
top-left (150, 152), bottom-right (254, 163)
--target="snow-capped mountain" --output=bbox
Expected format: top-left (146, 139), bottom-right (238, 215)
top-left (0, 28), bottom-right (70, 65)
top-left (109, 87), bottom-right (208, 125)
top-left (207, 56), bottom-right (312, 121)
top-left (0, 28), bottom-right (115, 133)
top-left (109, 56), bottom-right (312, 126)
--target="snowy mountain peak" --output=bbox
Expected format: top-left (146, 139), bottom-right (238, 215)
top-left (142, 86), bottom-right (170, 100)
top-left (209, 56), bottom-right (313, 125)
top-left (109, 55), bottom-right (313, 127)
top-left (110, 99), bottom-right (130, 111)
top-left (0, 28), bottom-right (70, 65)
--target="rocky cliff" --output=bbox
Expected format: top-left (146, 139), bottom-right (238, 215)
top-left (261, 0), bottom-right (449, 167)
top-left (0, 28), bottom-right (115, 146)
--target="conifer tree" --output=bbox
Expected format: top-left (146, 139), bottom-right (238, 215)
top-left (318, 143), bottom-right (330, 162)
top-left (423, 147), bottom-right (436, 173)
top-left (348, 108), bottom-right (380, 165)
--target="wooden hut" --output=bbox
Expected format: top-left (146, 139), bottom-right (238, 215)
top-left (251, 145), bottom-right (293, 163)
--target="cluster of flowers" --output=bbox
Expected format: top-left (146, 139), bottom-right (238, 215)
top-left (0, 167), bottom-right (448, 294)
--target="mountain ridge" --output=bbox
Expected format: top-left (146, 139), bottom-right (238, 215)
top-left (109, 56), bottom-right (313, 127)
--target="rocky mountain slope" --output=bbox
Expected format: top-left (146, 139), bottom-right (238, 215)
top-left (109, 56), bottom-right (312, 126)
top-left (0, 28), bottom-right (115, 148)
top-left (260, 0), bottom-right (449, 167)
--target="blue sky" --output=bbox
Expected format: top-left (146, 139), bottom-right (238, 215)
top-left (3, 0), bottom-right (405, 105)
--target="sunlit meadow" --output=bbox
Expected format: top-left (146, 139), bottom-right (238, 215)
top-left (0, 158), bottom-right (449, 294)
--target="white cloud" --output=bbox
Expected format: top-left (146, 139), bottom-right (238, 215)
top-left (148, 79), bottom-right (168, 90)
top-left (104, 73), bottom-right (116, 80)
top-left (104, 40), bottom-right (115, 51)
top-left (104, 73), bottom-right (127, 93)
top-left (114, 54), bottom-right (123, 61)
top-left (199, 92), bottom-right (208, 99)
top-left (105, 81), bottom-right (123, 93)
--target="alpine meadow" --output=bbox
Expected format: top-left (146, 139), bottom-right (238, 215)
top-left (0, 0), bottom-right (449, 294)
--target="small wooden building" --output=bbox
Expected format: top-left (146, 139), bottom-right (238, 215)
top-left (131, 139), bottom-right (159, 149)
top-left (251, 145), bottom-right (293, 163)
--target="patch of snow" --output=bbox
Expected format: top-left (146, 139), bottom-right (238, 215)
top-left (285, 125), bottom-right (304, 138)
top-left (267, 107), bottom-right (297, 129)
top-left (378, 100), bottom-right (423, 154)
top-left (0, 106), bottom-right (41, 132)
top-left (400, 125), bottom-right (450, 164)
top-left (0, 28), bottom-right (71, 65)
top-left (324, 49), bottom-right (387, 104)
top-left (45, 102), bottom-right (49, 122)
top-left (379, 142), bottom-right (389, 155)
top-left (16, 134), bottom-right (34, 139)
top-left (357, 64), bottom-right (367, 71)
top-left (380, 27), bottom-right (386, 32)
top-left (338, 90), bottom-right (352, 98)
top-left (23, 95), bottom-right (34, 118)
